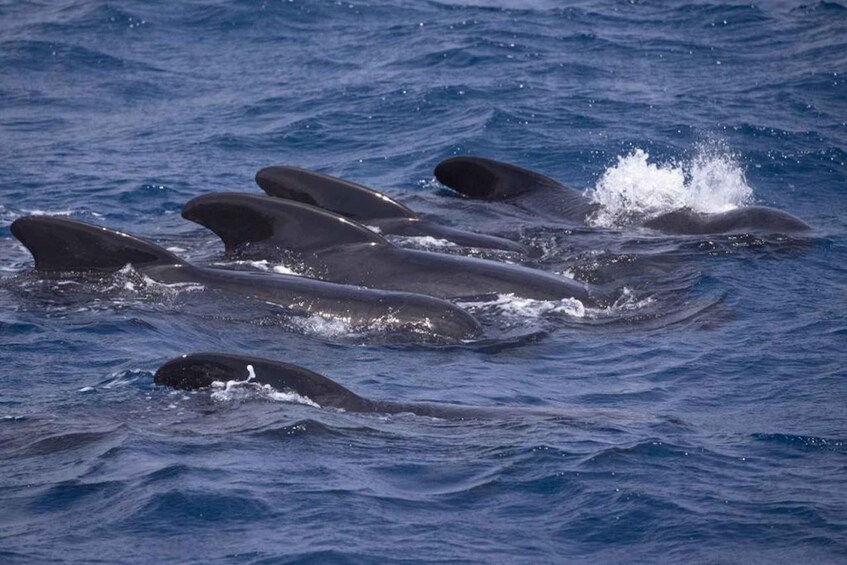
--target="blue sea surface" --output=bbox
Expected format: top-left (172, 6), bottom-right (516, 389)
top-left (1, 0), bottom-right (846, 562)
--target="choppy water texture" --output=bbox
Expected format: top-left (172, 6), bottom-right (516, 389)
top-left (2, 1), bottom-right (847, 562)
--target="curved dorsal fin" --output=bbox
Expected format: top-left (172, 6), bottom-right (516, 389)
top-left (256, 166), bottom-right (416, 221)
top-left (154, 352), bottom-right (372, 411)
top-left (434, 156), bottom-right (565, 200)
top-left (10, 216), bottom-right (182, 272)
top-left (182, 192), bottom-right (389, 254)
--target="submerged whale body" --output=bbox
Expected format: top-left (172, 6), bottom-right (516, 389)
top-left (255, 165), bottom-right (528, 253)
top-left (9, 216), bottom-right (481, 341)
top-left (434, 156), bottom-right (812, 235)
top-left (156, 353), bottom-right (549, 420)
top-left (182, 192), bottom-right (614, 306)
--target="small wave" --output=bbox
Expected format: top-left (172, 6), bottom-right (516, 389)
top-left (16, 428), bottom-right (126, 457)
top-left (752, 433), bottom-right (847, 453)
top-left (248, 418), bottom-right (389, 440)
top-left (125, 490), bottom-right (273, 526)
top-left (0, 40), bottom-right (157, 73)
top-left (80, 369), bottom-right (149, 393)
top-left (587, 147), bottom-right (753, 227)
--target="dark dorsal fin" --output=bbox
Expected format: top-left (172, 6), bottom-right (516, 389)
top-left (256, 166), bottom-right (416, 221)
top-left (434, 156), bottom-right (565, 200)
top-left (10, 216), bottom-right (182, 272)
top-left (182, 192), bottom-right (389, 254)
top-left (154, 353), bottom-right (372, 411)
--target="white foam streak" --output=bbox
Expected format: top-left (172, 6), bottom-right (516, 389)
top-left (459, 293), bottom-right (587, 318)
top-left (104, 265), bottom-right (205, 295)
top-left (22, 208), bottom-right (75, 217)
top-left (587, 148), bottom-right (753, 227)
top-left (458, 288), bottom-right (654, 321)
top-left (211, 260), bottom-right (302, 276)
top-left (272, 265), bottom-right (298, 276)
top-left (394, 235), bottom-right (457, 250)
top-left (210, 364), bottom-right (320, 407)
top-left (282, 312), bottom-right (358, 338)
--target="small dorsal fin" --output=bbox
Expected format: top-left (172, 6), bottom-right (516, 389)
top-left (256, 166), bottom-right (415, 221)
top-left (10, 216), bottom-right (182, 272)
top-left (182, 192), bottom-right (389, 254)
top-left (434, 156), bottom-right (564, 200)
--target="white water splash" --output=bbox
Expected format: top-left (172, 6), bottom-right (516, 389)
top-left (284, 309), bottom-right (434, 339)
top-left (286, 313), bottom-right (360, 338)
top-left (459, 293), bottom-right (587, 318)
top-left (272, 265), bottom-right (299, 276)
top-left (587, 148), bottom-right (753, 227)
top-left (393, 235), bottom-right (457, 250)
top-left (107, 265), bottom-right (205, 295)
top-left (22, 208), bottom-right (75, 217)
top-left (458, 288), bottom-right (654, 321)
top-left (210, 363), bottom-right (320, 407)
top-left (211, 259), bottom-right (302, 276)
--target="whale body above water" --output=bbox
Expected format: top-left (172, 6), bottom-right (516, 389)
top-left (10, 216), bottom-right (482, 341)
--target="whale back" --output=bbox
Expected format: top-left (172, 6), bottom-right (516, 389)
top-left (155, 353), bottom-right (372, 411)
top-left (11, 216), bottom-right (182, 272)
top-left (182, 192), bottom-right (390, 255)
top-left (434, 156), bottom-right (599, 223)
top-left (256, 166), bottom-right (415, 221)
top-left (644, 206), bottom-right (812, 235)
top-left (434, 156), bottom-right (565, 200)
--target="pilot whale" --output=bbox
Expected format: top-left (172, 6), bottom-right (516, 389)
top-left (156, 353), bottom-right (609, 421)
top-left (434, 156), bottom-right (812, 235)
top-left (181, 193), bottom-right (614, 306)
top-left (156, 352), bottom-right (485, 418)
top-left (10, 216), bottom-right (481, 340)
top-left (255, 166), bottom-right (528, 253)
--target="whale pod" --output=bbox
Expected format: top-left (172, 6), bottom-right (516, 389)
top-left (182, 193), bottom-right (614, 306)
top-left (255, 165), bottom-right (528, 253)
top-left (10, 216), bottom-right (481, 341)
top-left (434, 156), bottom-right (812, 235)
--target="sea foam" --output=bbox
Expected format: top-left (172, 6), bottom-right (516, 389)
top-left (587, 147), bottom-right (753, 227)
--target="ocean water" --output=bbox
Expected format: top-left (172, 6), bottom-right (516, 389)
top-left (1, 0), bottom-right (846, 562)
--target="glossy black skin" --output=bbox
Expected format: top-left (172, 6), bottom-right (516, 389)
top-left (641, 206), bottom-right (812, 235)
top-left (9, 216), bottom-right (482, 340)
top-left (255, 165), bottom-right (529, 254)
top-left (435, 156), bottom-right (812, 235)
top-left (182, 193), bottom-right (614, 307)
top-left (156, 353), bottom-right (519, 419)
